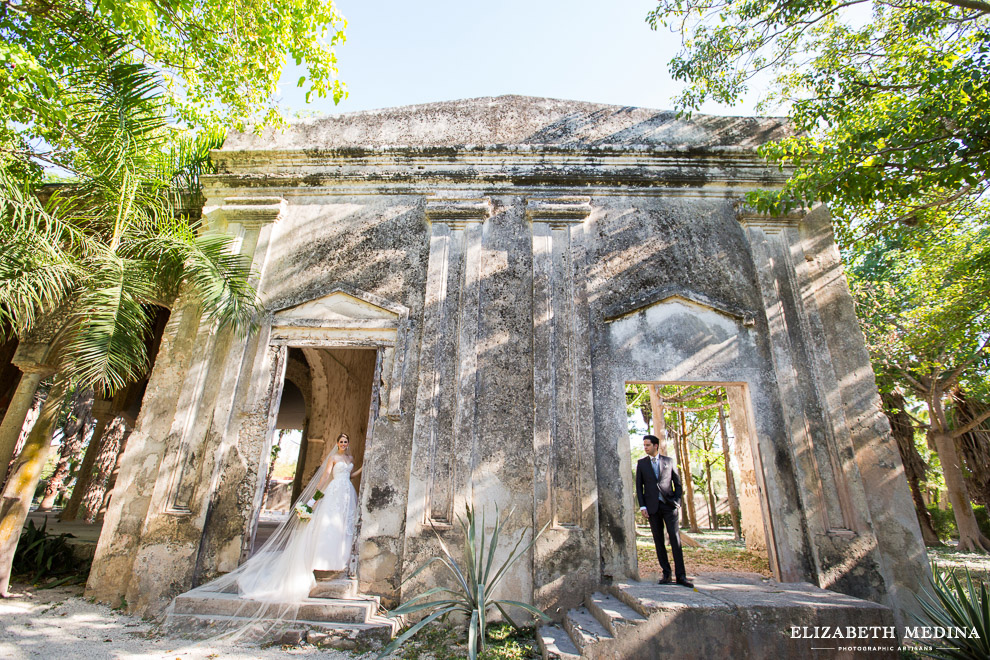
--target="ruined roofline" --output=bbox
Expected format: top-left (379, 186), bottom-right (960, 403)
top-left (221, 94), bottom-right (792, 155)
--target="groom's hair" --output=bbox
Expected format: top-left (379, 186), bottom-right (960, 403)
top-left (643, 434), bottom-right (661, 447)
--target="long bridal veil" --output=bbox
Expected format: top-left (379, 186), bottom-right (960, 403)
top-left (163, 448), bottom-right (346, 642)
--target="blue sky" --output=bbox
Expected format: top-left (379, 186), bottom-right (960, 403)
top-left (277, 0), bottom-right (765, 118)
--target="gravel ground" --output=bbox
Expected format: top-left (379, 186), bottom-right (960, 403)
top-left (0, 582), bottom-right (361, 660)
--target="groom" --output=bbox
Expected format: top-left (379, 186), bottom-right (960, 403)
top-left (636, 434), bottom-right (692, 587)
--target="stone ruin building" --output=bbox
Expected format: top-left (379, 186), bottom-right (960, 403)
top-left (81, 96), bottom-right (928, 633)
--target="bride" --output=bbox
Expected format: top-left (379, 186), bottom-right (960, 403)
top-left (235, 432), bottom-right (361, 601)
top-left (169, 433), bottom-right (361, 638)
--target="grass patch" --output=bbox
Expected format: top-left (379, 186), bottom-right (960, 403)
top-left (388, 622), bottom-right (540, 660)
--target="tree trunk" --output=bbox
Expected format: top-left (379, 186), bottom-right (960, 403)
top-left (37, 389), bottom-right (94, 512)
top-left (880, 391), bottom-right (941, 546)
top-left (648, 385), bottom-right (667, 453)
top-left (84, 417), bottom-right (131, 522)
top-left (953, 390), bottom-right (990, 508)
top-left (679, 411), bottom-right (699, 534)
top-left (1, 380), bottom-right (46, 491)
top-left (931, 430), bottom-right (990, 552)
top-left (718, 401), bottom-right (742, 541)
top-left (670, 414), bottom-right (688, 528)
top-left (0, 378), bottom-right (66, 595)
top-left (705, 458), bottom-right (717, 530)
top-left (929, 394), bottom-right (990, 552)
top-left (60, 407), bottom-right (112, 522)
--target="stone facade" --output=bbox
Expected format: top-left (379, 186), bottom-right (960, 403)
top-left (86, 96), bottom-right (929, 627)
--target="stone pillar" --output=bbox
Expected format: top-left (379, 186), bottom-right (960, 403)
top-left (528, 197), bottom-right (600, 615)
top-left (402, 197), bottom-right (489, 585)
top-left (87, 196), bottom-right (285, 613)
top-left (739, 212), bottom-right (888, 604)
top-left (795, 205), bottom-right (930, 628)
top-left (60, 398), bottom-right (113, 522)
top-left (0, 343), bottom-right (53, 482)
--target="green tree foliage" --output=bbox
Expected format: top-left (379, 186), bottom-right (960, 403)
top-left (647, 0), bottom-right (990, 238)
top-left (1, 0), bottom-right (346, 177)
top-left (848, 214), bottom-right (990, 551)
top-left (0, 42), bottom-right (258, 392)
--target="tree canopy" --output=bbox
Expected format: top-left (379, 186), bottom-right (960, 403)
top-left (648, 0), bottom-right (990, 241)
top-left (1, 0), bottom-right (346, 179)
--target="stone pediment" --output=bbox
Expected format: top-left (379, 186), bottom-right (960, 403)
top-left (272, 288), bottom-right (406, 327)
top-left (604, 286), bottom-right (756, 326)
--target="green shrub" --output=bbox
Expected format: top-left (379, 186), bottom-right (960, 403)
top-left (927, 505), bottom-right (958, 542)
top-left (12, 517), bottom-right (86, 585)
top-left (716, 513), bottom-right (733, 528)
top-left (972, 505), bottom-right (990, 540)
top-left (926, 504), bottom-right (990, 543)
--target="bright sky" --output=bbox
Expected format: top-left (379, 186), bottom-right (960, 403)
top-left (277, 0), bottom-right (765, 119)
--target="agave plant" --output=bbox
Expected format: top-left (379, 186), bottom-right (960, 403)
top-left (379, 506), bottom-right (550, 660)
top-left (913, 561), bottom-right (990, 659)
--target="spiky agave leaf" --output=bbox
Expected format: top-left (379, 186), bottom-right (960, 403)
top-left (913, 561), bottom-right (990, 659)
top-left (381, 505), bottom-right (550, 659)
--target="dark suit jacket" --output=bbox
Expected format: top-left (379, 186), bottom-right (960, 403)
top-left (636, 454), bottom-right (683, 515)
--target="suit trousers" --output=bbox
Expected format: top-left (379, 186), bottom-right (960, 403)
top-left (648, 505), bottom-right (685, 579)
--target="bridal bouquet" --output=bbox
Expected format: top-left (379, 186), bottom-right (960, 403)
top-left (294, 489), bottom-right (325, 521)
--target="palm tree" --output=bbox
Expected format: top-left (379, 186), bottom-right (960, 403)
top-left (0, 38), bottom-right (258, 594)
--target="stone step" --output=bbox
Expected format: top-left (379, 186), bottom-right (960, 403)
top-left (163, 612), bottom-right (396, 648)
top-left (537, 624), bottom-right (581, 660)
top-left (603, 578), bottom-right (898, 660)
top-left (585, 592), bottom-right (647, 637)
top-left (563, 607), bottom-right (614, 655)
top-left (172, 592), bottom-right (377, 623)
top-left (310, 577), bottom-right (358, 599)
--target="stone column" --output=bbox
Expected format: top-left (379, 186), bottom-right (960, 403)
top-left (403, 197), bottom-right (489, 561)
top-left (87, 196), bottom-right (285, 613)
top-left (396, 196), bottom-right (495, 606)
top-left (60, 398), bottom-right (113, 522)
top-left (739, 211), bottom-right (887, 603)
top-left (0, 343), bottom-right (53, 482)
top-left (528, 197), bottom-right (600, 615)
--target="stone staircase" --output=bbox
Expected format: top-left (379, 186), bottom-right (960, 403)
top-left (164, 577), bottom-right (397, 649)
top-left (537, 574), bottom-right (897, 660)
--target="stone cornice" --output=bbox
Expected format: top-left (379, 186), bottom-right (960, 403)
top-left (209, 147), bottom-right (789, 189)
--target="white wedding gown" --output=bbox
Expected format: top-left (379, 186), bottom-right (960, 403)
top-left (235, 460), bottom-right (358, 602)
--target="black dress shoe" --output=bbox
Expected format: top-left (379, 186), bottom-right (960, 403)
top-left (658, 575), bottom-right (673, 584)
top-left (676, 577), bottom-right (694, 588)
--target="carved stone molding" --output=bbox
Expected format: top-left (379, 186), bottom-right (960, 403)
top-left (424, 197), bottom-right (492, 228)
top-left (270, 286), bottom-right (410, 421)
top-left (604, 285), bottom-right (757, 326)
top-left (526, 196), bottom-right (592, 227)
top-left (221, 196), bottom-right (287, 227)
top-left (737, 207), bottom-right (804, 234)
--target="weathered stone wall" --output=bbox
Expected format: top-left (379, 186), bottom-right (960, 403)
top-left (85, 97), bottom-right (929, 628)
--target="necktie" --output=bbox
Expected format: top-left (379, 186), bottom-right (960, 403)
top-left (653, 457), bottom-right (666, 503)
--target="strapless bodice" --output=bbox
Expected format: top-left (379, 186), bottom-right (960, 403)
top-left (331, 461), bottom-right (353, 480)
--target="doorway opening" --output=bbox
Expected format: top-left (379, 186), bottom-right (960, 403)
top-left (625, 381), bottom-right (775, 580)
top-left (251, 346), bottom-right (379, 554)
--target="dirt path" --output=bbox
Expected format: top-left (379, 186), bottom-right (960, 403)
top-left (0, 582), bottom-right (358, 660)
